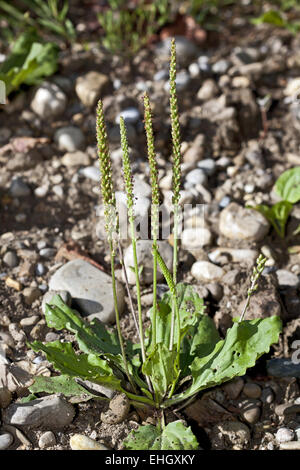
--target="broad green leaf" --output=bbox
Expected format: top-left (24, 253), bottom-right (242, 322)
top-left (251, 10), bottom-right (286, 27)
top-left (254, 201), bottom-right (293, 237)
top-left (164, 316), bottom-right (282, 407)
top-left (148, 283), bottom-right (205, 350)
top-left (44, 295), bottom-right (121, 356)
top-left (275, 167), bottom-right (300, 203)
top-left (142, 344), bottom-right (179, 402)
top-left (29, 374), bottom-right (99, 398)
top-left (124, 421), bottom-right (199, 450)
top-left (30, 340), bottom-right (122, 391)
top-left (19, 393), bottom-right (37, 403)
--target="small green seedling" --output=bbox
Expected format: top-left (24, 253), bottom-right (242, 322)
top-left (30, 40), bottom-right (282, 450)
top-left (251, 167), bottom-right (300, 238)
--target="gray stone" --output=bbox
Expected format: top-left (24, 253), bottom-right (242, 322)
top-left (101, 393), bottom-right (130, 424)
top-left (49, 259), bottom-right (125, 324)
top-left (181, 227), bottom-right (213, 249)
top-left (10, 178), bottom-right (31, 198)
top-left (267, 358), bottom-right (300, 378)
top-left (31, 82), bottom-right (67, 119)
top-left (185, 168), bottom-right (207, 187)
top-left (79, 165), bottom-right (100, 182)
top-left (3, 251), bottom-right (18, 268)
top-left (124, 240), bottom-right (173, 285)
top-left (212, 59), bottom-right (231, 74)
top-left (275, 402), bottom-right (300, 417)
top-left (0, 432), bottom-right (13, 450)
top-left (219, 202), bottom-right (270, 241)
top-left (276, 269), bottom-right (299, 288)
top-left (154, 69), bottom-right (168, 81)
top-left (116, 107), bottom-right (140, 124)
top-left (3, 395), bottom-right (75, 429)
top-left (222, 377), bottom-right (244, 399)
top-left (22, 287), bottom-right (42, 306)
top-left (197, 158), bottom-right (216, 176)
top-left (275, 427), bottom-right (294, 444)
top-left (42, 290), bottom-right (71, 314)
top-left (241, 399), bottom-right (261, 424)
top-left (39, 431), bottom-right (56, 449)
top-left (62, 151), bottom-right (91, 167)
top-left (54, 126), bottom-right (85, 152)
top-left (280, 441), bottom-right (300, 450)
top-left (191, 261), bottom-right (224, 282)
top-left (197, 79), bottom-right (219, 101)
top-left (70, 434), bottom-right (109, 450)
top-left (75, 71), bottom-right (109, 107)
top-left (39, 248), bottom-right (56, 259)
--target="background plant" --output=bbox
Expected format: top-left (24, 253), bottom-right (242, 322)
top-left (28, 40), bottom-right (282, 451)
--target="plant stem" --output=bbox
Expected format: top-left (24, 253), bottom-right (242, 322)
top-left (109, 240), bottom-right (136, 393)
top-left (170, 204), bottom-right (179, 351)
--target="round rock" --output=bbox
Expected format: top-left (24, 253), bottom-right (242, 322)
top-left (0, 433), bottom-right (13, 450)
top-left (275, 427), bottom-right (294, 444)
top-left (243, 383), bottom-right (262, 399)
top-left (30, 82), bottom-right (67, 119)
top-left (191, 260), bottom-right (225, 282)
top-left (39, 431), bottom-right (56, 449)
top-left (70, 434), bottom-right (109, 450)
top-left (219, 202), bottom-right (270, 241)
top-left (54, 126), bottom-right (85, 152)
top-left (3, 251), bottom-right (18, 268)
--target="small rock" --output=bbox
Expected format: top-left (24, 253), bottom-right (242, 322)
top-left (3, 395), bottom-right (75, 429)
top-left (241, 400), bottom-right (261, 424)
top-left (39, 248), bottom-right (56, 259)
top-left (70, 434), bottom-right (109, 450)
top-left (75, 71), bottom-right (110, 107)
top-left (191, 261), bottom-right (224, 282)
top-left (185, 168), bottom-right (207, 187)
top-left (20, 315), bottom-right (39, 327)
top-left (211, 421), bottom-right (250, 450)
top-left (54, 126), bottom-right (85, 152)
top-left (280, 441), bottom-right (300, 450)
top-left (10, 178), bottom-right (31, 198)
top-left (101, 393), bottom-right (130, 424)
top-left (219, 202), bottom-right (270, 241)
top-left (197, 158), bottom-right (216, 176)
top-left (212, 59), bottom-right (231, 74)
top-left (275, 427), bottom-right (294, 444)
top-left (261, 387), bottom-right (274, 404)
top-left (133, 177), bottom-right (152, 198)
top-left (197, 79), bottom-right (218, 101)
top-left (116, 107), bottom-right (140, 124)
top-left (22, 287), bottom-right (42, 306)
top-left (0, 387), bottom-right (12, 408)
top-left (276, 270), bottom-right (299, 288)
top-left (206, 282), bottom-right (223, 301)
top-left (0, 432), bottom-right (13, 450)
top-left (181, 227), bottom-right (213, 249)
top-left (222, 377), bottom-right (244, 399)
top-left (49, 259), bottom-right (125, 323)
top-left (39, 431), bottom-right (56, 449)
top-left (3, 251), bottom-right (18, 268)
top-left (124, 240), bottom-right (173, 285)
top-left (62, 151), bottom-right (91, 167)
top-left (79, 166), bottom-right (100, 182)
top-left (275, 402), bottom-right (300, 417)
top-left (222, 269), bottom-right (241, 285)
top-left (42, 290), bottom-right (71, 314)
top-left (155, 36), bottom-right (199, 67)
top-left (31, 82), bottom-right (67, 119)
top-left (267, 358), bottom-right (300, 378)
top-left (243, 383), bottom-right (261, 399)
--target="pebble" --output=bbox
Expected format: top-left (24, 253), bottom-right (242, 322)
top-left (34, 185), bottom-right (49, 198)
top-left (20, 315), bottom-right (39, 327)
top-left (243, 383), bottom-right (261, 399)
top-left (133, 177), bottom-right (152, 198)
top-left (75, 71), bottom-right (109, 107)
top-left (154, 69), bottom-right (168, 81)
top-left (280, 441), bottom-right (300, 450)
top-left (36, 263), bottom-right (46, 276)
top-left (276, 269), bottom-right (299, 288)
top-left (62, 151), bottom-right (91, 167)
top-left (211, 421), bottom-right (250, 450)
top-left (188, 62), bottom-right (200, 77)
top-left (54, 126), bottom-right (85, 152)
top-left (124, 240), bottom-right (173, 285)
top-left (101, 393), bottom-right (130, 424)
top-left (208, 248), bottom-right (258, 266)
top-left (206, 282), bottom-right (223, 301)
top-left (261, 387), bottom-right (274, 404)
top-left (275, 427), bottom-right (294, 444)
top-left (3, 251), bottom-right (18, 268)
top-left (39, 431), bottom-right (56, 449)
top-left (185, 168), bottom-right (207, 187)
top-left (197, 158), bottom-right (216, 176)
top-left (197, 79), bottom-right (219, 101)
top-left (5, 277), bottom-right (22, 291)
top-left (30, 82), bottom-right (67, 118)
top-left (222, 377), bottom-right (244, 399)
top-left (0, 387), bottom-right (12, 408)
top-left (42, 290), bottom-right (71, 314)
top-left (116, 107), bottom-right (140, 124)
top-left (39, 248), bottom-right (56, 259)
top-left (219, 202), bottom-right (270, 241)
top-left (0, 433), bottom-right (13, 450)
top-left (52, 185), bottom-right (64, 198)
top-left (267, 358), bottom-right (300, 378)
top-left (212, 59), bottom-right (231, 74)
top-left (164, 70), bottom-right (190, 92)
top-left (181, 227), bottom-right (213, 249)
top-left (9, 178), bottom-right (31, 198)
top-left (191, 260), bottom-right (225, 282)
top-left (3, 395), bottom-right (75, 429)
top-left (49, 259), bottom-right (125, 323)
top-left (70, 434), bottom-right (109, 450)
top-left (22, 287), bottom-right (42, 306)
top-left (219, 196), bottom-right (231, 208)
top-left (241, 400), bottom-right (261, 424)
top-left (275, 402), bottom-right (300, 417)
top-left (79, 166), bottom-right (100, 182)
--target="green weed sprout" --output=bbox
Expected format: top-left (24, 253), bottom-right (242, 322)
top-left (29, 40), bottom-right (282, 451)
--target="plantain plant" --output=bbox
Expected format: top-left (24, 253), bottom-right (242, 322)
top-left (29, 39), bottom-right (282, 450)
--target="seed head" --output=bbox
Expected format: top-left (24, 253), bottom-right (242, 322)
top-left (120, 116), bottom-right (135, 217)
top-left (169, 38), bottom-right (181, 207)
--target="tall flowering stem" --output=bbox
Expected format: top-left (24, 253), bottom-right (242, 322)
top-left (119, 116), bottom-right (152, 392)
top-left (169, 38), bottom-right (182, 351)
top-left (96, 101), bottom-right (135, 392)
top-left (239, 254), bottom-right (267, 322)
top-left (144, 93), bottom-right (159, 348)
